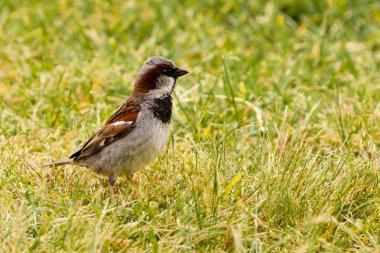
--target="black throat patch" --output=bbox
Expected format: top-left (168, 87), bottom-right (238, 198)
top-left (150, 96), bottom-right (173, 124)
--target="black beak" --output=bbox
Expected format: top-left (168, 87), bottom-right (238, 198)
top-left (173, 67), bottom-right (189, 78)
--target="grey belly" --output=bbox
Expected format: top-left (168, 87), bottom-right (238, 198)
top-left (79, 123), bottom-right (169, 177)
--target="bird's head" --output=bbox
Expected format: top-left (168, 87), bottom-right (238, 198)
top-left (133, 56), bottom-right (188, 98)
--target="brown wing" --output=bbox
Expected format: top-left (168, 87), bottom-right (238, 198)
top-left (106, 97), bottom-right (140, 125)
top-left (70, 97), bottom-right (140, 160)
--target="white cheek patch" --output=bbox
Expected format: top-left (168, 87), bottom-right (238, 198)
top-left (111, 121), bottom-right (133, 126)
top-left (147, 75), bottom-right (175, 98)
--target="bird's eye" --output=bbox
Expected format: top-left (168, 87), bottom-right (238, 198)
top-left (163, 68), bottom-right (176, 74)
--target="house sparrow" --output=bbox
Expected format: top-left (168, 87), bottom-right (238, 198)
top-left (45, 56), bottom-right (188, 195)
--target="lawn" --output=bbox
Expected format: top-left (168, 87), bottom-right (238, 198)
top-left (1, 0), bottom-right (380, 251)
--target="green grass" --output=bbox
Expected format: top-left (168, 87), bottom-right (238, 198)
top-left (1, 0), bottom-right (380, 251)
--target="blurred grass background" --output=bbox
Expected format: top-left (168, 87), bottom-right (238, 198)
top-left (1, 0), bottom-right (380, 251)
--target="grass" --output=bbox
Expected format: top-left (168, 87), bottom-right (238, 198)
top-left (1, 0), bottom-right (380, 251)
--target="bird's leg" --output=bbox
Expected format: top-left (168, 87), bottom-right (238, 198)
top-left (108, 174), bottom-right (117, 198)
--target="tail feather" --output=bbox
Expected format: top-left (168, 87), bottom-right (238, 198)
top-left (43, 158), bottom-right (74, 167)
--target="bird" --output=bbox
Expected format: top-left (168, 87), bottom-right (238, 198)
top-left (45, 56), bottom-right (189, 196)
